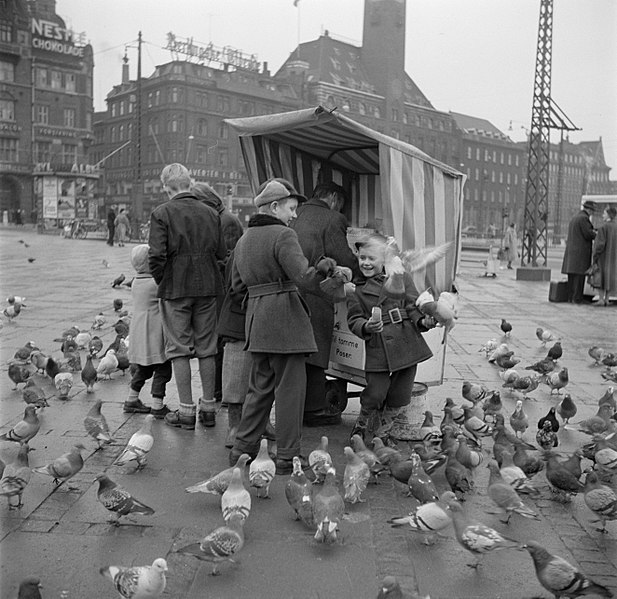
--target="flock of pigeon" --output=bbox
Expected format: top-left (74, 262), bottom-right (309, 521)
top-left (2, 287), bottom-right (617, 599)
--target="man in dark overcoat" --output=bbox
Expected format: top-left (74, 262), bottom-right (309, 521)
top-left (229, 179), bottom-right (336, 475)
top-left (561, 200), bottom-right (596, 303)
top-left (106, 206), bottom-right (116, 246)
top-left (291, 182), bottom-right (360, 426)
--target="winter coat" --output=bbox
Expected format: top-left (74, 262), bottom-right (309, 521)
top-left (149, 191), bottom-right (226, 300)
top-left (231, 214), bottom-right (324, 355)
top-left (114, 212), bottom-right (130, 241)
top-left (593, 219), bottom-right (617, 294)
top-left (347, 272), bottom-right (433, 372)
top-left (502, 227), bottom-right (517, 262)
top-left (561, 210), bottom-right (596, 275)
top-left (199, 194), bottom-right (244, 255)
top-left (128, 274), bottom-right (167, 365)
top-left (107, 210), bottom-right (116, 228)
top-left (291, 198), bottom-right (361, 368)
top-left (216, 250), bottom-right (246, 342)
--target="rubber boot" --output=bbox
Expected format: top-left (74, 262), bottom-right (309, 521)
top-left (224, 403), bottom-right (243, 449)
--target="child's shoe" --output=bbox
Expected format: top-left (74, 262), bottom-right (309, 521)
top-left (123, 399), bottom-right (151, 414)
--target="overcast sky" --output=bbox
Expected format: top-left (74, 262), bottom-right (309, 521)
top-left (56, 0), bottom-right (617, 174)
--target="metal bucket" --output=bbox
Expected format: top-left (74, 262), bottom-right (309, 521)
top-left (389, 382), bottom-right (429, 441)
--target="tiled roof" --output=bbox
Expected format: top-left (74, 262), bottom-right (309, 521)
top-left (450, 111), bottom-right (511, 141)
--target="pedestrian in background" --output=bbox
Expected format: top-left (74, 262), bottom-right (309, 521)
top-left (503, 223), bottom-right (518, 270)
top-left (191, 181), bottom-right (244, 405)
top-left (346, 234), bottom-right (436, 444)
top-left (106, 206), bottom-right (116, 246)
top-left (228, 178), bottom-right (336, 474)
top-left (114, 208), bottom-right (130, 247)
top-left (592, 205), bottom-right (617, 306)
top-left (149, 163), bottom-right (226, 430)
top-left (561, 200), bottom-right (596, 303)
top-left (291, 181), bottom-right (360, 427)
top-left (123, 244), bottom-right (172, 417)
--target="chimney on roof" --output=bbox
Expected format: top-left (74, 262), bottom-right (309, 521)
top-left (262, 61), bottom-right (270, 76)
top-left (121, 52), bottom-right (129, 84)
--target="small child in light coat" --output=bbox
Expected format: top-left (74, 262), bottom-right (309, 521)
top-left (346, 234), bottom-right (436, 442)
top-left (123, 244), bottom-right (172, 417)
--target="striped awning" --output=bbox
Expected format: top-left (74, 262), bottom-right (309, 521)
top-left (226, 106), bottom-right (465, 294)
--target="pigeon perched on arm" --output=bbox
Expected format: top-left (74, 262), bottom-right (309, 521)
top-left (308, 436), bottom-right (333, 484)
top-left (95, 473), bottom-right (155, 525)
top-left (0, 406), bottom-right (40, 443)
top-left (175, 512), bottom-right (245, 575)
top-left (185, 453), bottom-right (251, 495)
top-left (0, 442), bottom-right (32, 509)
top-left (249, 438), bottom-right (276, 498)
top-left (100, 558), bottom-right (167, 598)
top-left (114, 415), bottom-right (154, 470)
top-left (313, 467), bottom-right (345, 544)
top-left (221, 467), bottom-right (251, 523)
top-left (524, 541), bottom-right (612, 598)
top-left (284, 456), bottom-right (315, 529)
top-left (84, 400), bottom-right (113, 448)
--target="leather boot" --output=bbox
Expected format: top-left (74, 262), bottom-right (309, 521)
top-left (224, 403), bottom-right (243, 449)
top-left (350, 408), bottom-right (377, 443)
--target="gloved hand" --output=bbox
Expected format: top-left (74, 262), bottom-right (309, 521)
top-left (316, 257), bottom-right (337, 276)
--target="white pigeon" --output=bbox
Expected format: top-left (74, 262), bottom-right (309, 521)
top-left (74, 331), bottom-right (92, 349)
top-left (97, 349), bottom-right (118, 379)
top-left (248, 438), bottom-right (276, 498)
top-left (114, 415), bottom-right (154, 470)
top-left (221, 467), bottom-right (251, 523)
top-left (309, 436), bottom-right (333, 484)
top-left (100, 558), bottom-right (167, 599)
top-left (92, 312), bottom-right (106, 330)
top-left (54, 372), bottom-right (73, 400)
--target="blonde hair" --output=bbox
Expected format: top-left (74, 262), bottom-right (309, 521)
top-left (160, 163), bottom-right (191, 193)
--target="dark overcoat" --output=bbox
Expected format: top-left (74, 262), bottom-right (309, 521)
top-left (216, 251), bottom-right (246, 342)
top-left (561, 210), bottom-right (596, 275)
top-left (149, 192), bottom-right (226, 299)
top-left (231, 214), bottom-right (322, 355)
top-left (291, 199), bottom-right (360, 368)
top-left (347, 272), bottom-right (433, 372)
top-left (593, 219), bottom-right (617, 293)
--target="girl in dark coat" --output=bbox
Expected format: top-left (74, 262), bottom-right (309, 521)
top-left (346, 234), bottom-right (436, 443)
top-left (593, 206), bottom-right (617, 306)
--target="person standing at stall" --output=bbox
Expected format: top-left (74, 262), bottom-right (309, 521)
top-left (291, 182), bottom-right (360, 427)
top-left (561, 200), bottom-right (596, 303)
top-left (592, 206), bottom-right (617, 306)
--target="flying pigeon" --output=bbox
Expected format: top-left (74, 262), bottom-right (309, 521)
top-left (17, 577), bottom-right (42, 599)
top-left (114, 415), bottom-right (154, 470)
top-left (111, 273), bottom-right (126, 288)
top-left (100, 558), bottom-right (167, 598)
top-left (84, 400), bottom-right (113, 448)
top-left (249, 438), bottom-right (276, 498)
top-left (415, 289), bottom-right (457, 334)
top-left (0, 406), bottom-right (40, 443)
top-left (524, 541), bottom-right (612, 598)
top-left (443, 496), bottom-right (520, 568)
top-left (185, 453), bottom-right (251, 495)
top-left (0, 442), bottom-right (32, 509)
top-left (97, 349), bottom-right (118, 379)
top-left (284, 456), bottom-right (315, 529)
top-left (27, 258), bottom-right (35, 263)
top-left (313, 467), bottom-right (345, 544)
top-left (95, 473), bottom-right (155, 525)
top-left (221, 467), bottom-right (251, 523)
top-left (33, 443), bottom-right (86, 487)
top-left (175, 512), bottom-right (245, 575)
top-left (308, 436), bottom-right (333, 484)
top-left (343, 446), bottom-right (370, 504)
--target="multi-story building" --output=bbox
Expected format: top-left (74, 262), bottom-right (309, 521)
top-left (450, 112), bottom-right (526, 235)
top-left (0, 0), bottom-right (97, 225)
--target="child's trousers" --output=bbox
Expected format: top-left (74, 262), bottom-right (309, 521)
top-left (129, 361), bottom-right (173, 398)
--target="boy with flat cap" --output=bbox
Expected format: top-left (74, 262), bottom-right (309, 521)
top-left (229, 178), bottom-right (337, 474)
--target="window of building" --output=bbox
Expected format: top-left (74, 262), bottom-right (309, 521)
top-left (217, 95), bottom-right (230, 112)
top-left (197, 145), bottom-right (207, 164)
top-left (475, 168), bottom-right (479, 180)
top-left (0, 21), bottom-right (11, 43)
top-left (154, 90), bottom-right (160, 106)
top-left (392, 109), bottom-right (399, 122)
top-left (391, 129), bottom-right (399, 139)
top-left (61, 144), bottom-right (77, 164)
top-left (147, 92), bottom-right (153, 109)
top-left (490, 191), bottom-right (495, 203)
top-left (37, 67), bottom-right (48, 87)
top-left (476, 148), bottom-right (480, 160)
top-left (36, 105), bottom-right (49, 124)
top-left (491, 170), bottom-right (495, 183)
top-left (484, 149), bottom-right (489, 161)
top-left (218, 121), bottom-right (228, 139)
top-left (493, 150), bottom-right (497, 162)
top-left (218, 148), bottom-right (229, 167)
top-left (65, 73), bottom-right (76, 92)
top-left (515, 155), bottom-right (519, 167)
top-left (51, 70), bottom-right (62, 90)
top-left (197, 119), bottom-right (208, 136)
top-left (500, 152), bottom-right (504, 164)
top-left (507, 172), bottom-right (511, 185)
top-left (514, 174), bottom-right (518, 185)
top-left (427, 119), bottom-right (433, 129)
top-left (63, 108), bottom-right (75, 128)
top-left (168, 114), bottom-right (183, 133)
top-left (358, 102), bottom-right (366, 115)
top-left (110, 126), bottom-right (117, 142)
top-left (499, 171), bottom-right (503, 184)
top-left (374, 106), bottom-right (381, 119)
top-left (402, 112), bottom-right (408, 125)
top-left (474, 188), bottom-right (479, 202)
top-left (0, 137), bottom-right (17, 161)
top-left (467, 147), bottom-right (472, 159)
top-left (119, 124), bottom-right (125, 140)
top-left (0, 60), bottom-right (14, 82)
top-left (0, 99), bottom-right (15, 121)
top-left (119, 101), bottom-right (125, 116)
top-left (111, 103), bottom-right (118, 117)
top-left (35, 141), bottom-right (52, 162)
top-left (508, 153), bottom-right (512, 166)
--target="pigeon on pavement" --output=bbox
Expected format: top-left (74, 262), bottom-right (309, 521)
top-left (588, 345), bottom-right (605, 365)
top-left (313, 467), bottom-right (345, 544)
top-left (95, 473), bottom-right (155, 525)
top-left (486, 460), bottom-right (539, 524)
top-left (22, 380), bottom-right (48, 408)
top-left (536, 420), bottom-right (559, 451)
top-left (546, 341), bottom-right (562, 361)
top-left (0, 406), bottom-right (40, 443)
top-left (54, 372), bottom-right (73, 400)
top-left (406, 451), bottom-right (439, 504)
top-left (284, 455), bottom-right (314, 529)
top-left (556, 394), bottom-right (577, 426)
top-left (81, 354), bottom-right (97, 393)
top-left (500, 318), bottom-right (512, 336)
top-left (445, 447), bottom-right (474, 499)
top-left (84, 400), bottom-right (113, 448)
top-left (29, 350), bottom-right (49, 374)
top-left (509, 400), bottom-right (529, 437)
top-left (524, 541), bottom-right (612, 598)
top-left (350, 434), bottom-right (386, 480)
top-left (545, 367), bottom-right (569, 394)
top-left (33, 443), bottom-right (86, 487)
top-left (88, 335), bottom-right (104, 356)
top-left (583, 471), bottom-right (617, 533)
top-left (343, 446), bottom-right (370, 504)
top-left (249, 438), bottom-right (276, 498)
top-left (8, 363), bottom-right (32, 389)
top-left (114, 415), bottom-right (154, 470)
top-left (535, 327), bottom-right (557, 345)
top-left (185, 453), bottom-right (251, 495)
top-left (13, 341), bottom-right (37, 361)
top-left (74, 331), bottom-right (92, 349)
top-left (175, 513), bottom-right (245, 575)
top-left (545, 451), bottom-right (584, 501)
top-left (97, 349), bottom-right (118, 379)
top-left (524, 357), bottom-right (556, 376)
top-left (221, 467), bottom-right (251, 523)
top-left (308, 436), bottom-right (333, 484)
top-left (575, 404), bottom-right (614, 436)
top-left (3, 301), bottom-right (22, 323)
top-left (111, 273), bottom-right (126, 288)
top-left (0, 442), bottom-right (32, 509)
top-left (100, 558), bottom-right (167, 598)
top-left (91, 312), bottom-right (106, 330)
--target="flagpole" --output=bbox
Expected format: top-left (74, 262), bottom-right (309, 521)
top-left (295, 0), bottom-right (301, 59)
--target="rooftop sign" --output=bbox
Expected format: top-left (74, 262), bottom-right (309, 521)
top-left (31, 18), bottom-right (86, 57)
top-left (166, 33), bottom-right (259, 72)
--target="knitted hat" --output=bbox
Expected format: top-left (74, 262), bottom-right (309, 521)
top-left (130, 244), bottom-right (150, 274)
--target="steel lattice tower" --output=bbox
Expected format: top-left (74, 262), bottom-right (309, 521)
top-left (521, 0), bottom-right (553, 267)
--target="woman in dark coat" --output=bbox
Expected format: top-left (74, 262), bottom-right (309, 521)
top-left (561, 201), bottom-right (596, 303)
top-left (593, 206), bottom-right (617, 306)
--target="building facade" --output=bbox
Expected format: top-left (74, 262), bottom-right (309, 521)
top-left (0, 0), bottom-right (97, 225)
